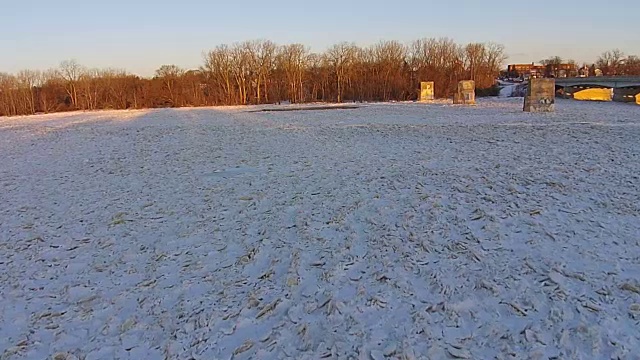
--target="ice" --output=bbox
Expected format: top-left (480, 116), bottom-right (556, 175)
top-left (1, 99), bottom-right (640, 359)
top-left (499, 84), bottom-right (517, 97)
top-left (499, 83), bottom-right (527, 98)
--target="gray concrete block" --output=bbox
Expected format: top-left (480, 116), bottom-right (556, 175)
top-left (524, 78), bottom-right (555, 112)
top-left (453, 80), bottom-right (475, 105)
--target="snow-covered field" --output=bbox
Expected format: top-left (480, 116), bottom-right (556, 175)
top-left (1, 99), bottom-right (640, 359)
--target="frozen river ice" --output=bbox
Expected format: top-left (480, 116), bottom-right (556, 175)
top-left (1, 99), bottom-right (640, 359)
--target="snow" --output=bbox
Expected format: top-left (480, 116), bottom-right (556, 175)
top-left (499, 82), bottom-right (528, 98)
top-left (2, 99), bottom-right (640, 359)
top-left (499, 84), bottom-right (517, 97)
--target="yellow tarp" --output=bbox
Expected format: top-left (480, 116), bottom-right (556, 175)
top-left (636, 93), bottom-right (640, 105)
top-left (573, 88), bottom-right (612, 101)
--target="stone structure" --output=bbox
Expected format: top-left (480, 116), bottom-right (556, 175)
top-left (419, 81), bottom-right (435, 101)
top-left (613, 87), bottom-right (640, 104)
top-left (524, 78), bottom-right (555, 112)
top-left (556, 76), bottom-right (640, 105)
top-left (555, 76), bottom-right (640, 89)
top-left (453, 80), bottom-right (475, 105)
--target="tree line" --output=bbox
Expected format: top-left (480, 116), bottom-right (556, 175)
top-left (539, 49), bottom-right (640, 77)
top-left (0, 38), bottom-right (507, 117)
top-left (594, 49), bottom-right (640, 76)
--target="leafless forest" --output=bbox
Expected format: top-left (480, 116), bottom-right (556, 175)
top-left (1, 38), bottom-right (638, 117)
top-left (0, 39), bottom-right (509, 116)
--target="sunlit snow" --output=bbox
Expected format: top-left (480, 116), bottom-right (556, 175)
top-left (1, 99), bottom-right (639, 359)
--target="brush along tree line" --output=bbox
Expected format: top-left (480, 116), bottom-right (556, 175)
top-left (3, 38), bottom-right (510, 116)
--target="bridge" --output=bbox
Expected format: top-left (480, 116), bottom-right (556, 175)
top-left (555, 76), bottom-right (640, 88)
top-left (553, 76), bottom-right (640, 104)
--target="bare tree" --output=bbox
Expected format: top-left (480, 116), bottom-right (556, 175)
top-left (32, 69), bottom-right (60, 113)
top-left (540, 56), bottom-right (568, 77)
top-left (0, 73), bottom-right (18, 116)
top-left (100, 68), bottom-right (131, 109)
top-left (277, 44), bottom-right (309, 103)
top-left (541, 56), bottom-right (563, 66)
top-left (244, 40), bottom-right (277, 104)
top-left (155, 64), bottom-right (184, 106)
top-left (202, 45), bottom-right (235, 105)
top-left (60, 59), bottom-right (84, 109)
top-left (371, 40), bottom-right (407, 101)
top-left (484, 42), bottom-right (507, 82)
top-left (623, 55), bottom-right (640, 75)
top-left (16, 70), bottom-right (39, 114)
top-left (326, 42), bottom-right (357, 103)
top-left (597, 49), bottom-right (625, 75)
top-left (1, 37), bottom-right (522, 117)
top-left (78, 69), bottom-right (101, 110)
top-left (306, 53), bottom-right (330, 102)
top-left (408, 38), bottom-right (462, 98)
top-left (464, 43), bottom-right (486, 82)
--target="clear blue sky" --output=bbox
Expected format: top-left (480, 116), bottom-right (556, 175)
top-left (2, 0), bottom-right (639, 76)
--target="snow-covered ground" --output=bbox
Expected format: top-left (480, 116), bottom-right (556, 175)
top-left (1, 99), bottom-right (640, 359)
top-left (498, 82), bottom-right (528, 98)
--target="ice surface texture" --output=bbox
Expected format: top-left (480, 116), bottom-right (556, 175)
top-left (1, 99), bottom-right (640, 359)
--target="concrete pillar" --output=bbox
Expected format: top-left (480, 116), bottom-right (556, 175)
top-left (524, 78), bottom-right (555, 112)
top-left (563, 86), bottom-right (573, 99)
top-left (419, 81), bottom-right (435, 101)
top-left (453, 80), bottom-right (475, 105)
top-left (613, 87), bottom-right (640, 104)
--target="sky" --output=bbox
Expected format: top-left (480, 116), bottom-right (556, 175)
top-left (2, 0), bottom-right (639, 77)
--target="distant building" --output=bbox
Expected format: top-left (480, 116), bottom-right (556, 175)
top-left (506, 63), bottom-right (547, 79)
top-left (545, 63), bottom-right (578, 78)
top-left (578, 65), bottom-right (590, 77)
top-left (507, 63), bottom-right (578, 79)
